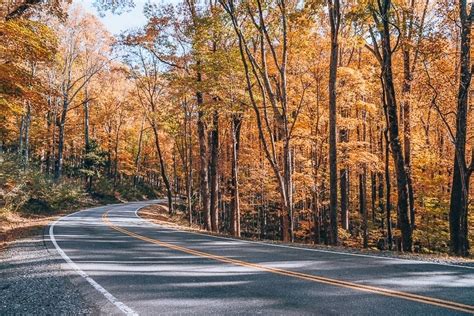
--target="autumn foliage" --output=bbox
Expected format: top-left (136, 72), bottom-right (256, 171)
top-left (0, 0), bottom-right (473, 256)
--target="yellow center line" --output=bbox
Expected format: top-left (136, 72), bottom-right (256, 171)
top-left (102, 211), bottom-right (474, 314)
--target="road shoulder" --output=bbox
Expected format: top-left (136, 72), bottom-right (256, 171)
top-left (0, 226), bottom-right (106, 315)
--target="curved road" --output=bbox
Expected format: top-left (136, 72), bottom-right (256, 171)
top-left (48, 201), bottom-right (474, 315)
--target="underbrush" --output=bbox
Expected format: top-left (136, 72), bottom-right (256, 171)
top-left (0, 153), bottom-right (160, 242)
top-left (1, 156), bottom-right (94, 215)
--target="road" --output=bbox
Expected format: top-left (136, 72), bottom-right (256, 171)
top-left (48, 201), bottom-right (474, 315)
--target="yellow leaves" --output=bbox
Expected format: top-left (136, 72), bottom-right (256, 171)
top-left (0, 18), bottom-right (57, 130)
top-left (0, 19), bottom-right (57, 64)
top-left (337, 66), bottom-right (366, 90)
top-left (355, 99), bottom-right (377, 113)
top-left (338, 116), bottom-right (361, 131)
top-left (0, 97), bottom-right (21, 119)
top-left (339, 141), bottom-right (383, 172)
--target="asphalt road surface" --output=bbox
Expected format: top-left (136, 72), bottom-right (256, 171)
top-left (47, 201), bottom-right (474, 315)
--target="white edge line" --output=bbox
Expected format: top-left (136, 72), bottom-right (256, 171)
top-left (49, 205), bottom-right (139, 316)
top-left (132, 205), bottom-right (474, 271)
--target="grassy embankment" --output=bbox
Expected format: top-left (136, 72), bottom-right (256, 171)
top-left (0, 153), bottom-right (159, 249)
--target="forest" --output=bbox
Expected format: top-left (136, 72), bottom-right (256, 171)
top-left (1, 0), bottom-right (473, 257)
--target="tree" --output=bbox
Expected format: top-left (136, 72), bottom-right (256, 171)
top-left (0, 19), bottom-right (56, 167)
top-left (130, 47), bottom-right (175, 214)
top-left (449, 0), bottom-right (473, 257)
top-left (53, 7), bottom-right (110, 179)
top-left (327, 0), bottom-right (341, 245)
top-left (220, 0), bottom-right (302, 242)
top-left (368, 0), bottom-right (413, 252)
top-left (3, 0), bottom-right (473, 257)
top-left (2, 0), bottom-right (69, 20)
top-left (397, 0), bottom-right (429, 231)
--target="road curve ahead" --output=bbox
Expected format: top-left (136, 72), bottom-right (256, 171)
top-left (48, 201), bottom-right (474, 315)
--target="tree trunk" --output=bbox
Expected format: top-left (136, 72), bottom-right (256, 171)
top-left (328, 0), bottom-right (341, 246)
top-left (50, 106), bottom-right (57, 176)
top-left (283, 140), bottom-right (293, 242)
top-left (230, 114), bottom-right (242, 237)
top-left (83, 90), bottom-right (93, 189)
top-left (312, 190), bottom-right (321, 244)
top-left (55, 97), bottom-right (68, 180)
top-left (340, 168), bottom-right (349, 230)
top-left (378, 172), bottom-right (384, 229)
top-left (371, 172), bottom-right (376, 223)
top-left (182, 103), bottom-right (193, 226)
top-left (23, 101), bottom-right (31, 169)
top-left (84, 88), bottom-right (90, 152)
top-left (222, 0), bottom-right (292, 241)
top-left (339, 101), bottom-right (349, 231)
top-left (400, 0), bottom-right (429, 232)
top-left (45, 106), bottom-right (53, 174)
top-left (197, 107), bottom-right (211, 230)
top-left (402, 51), bottom-right (416, 231)
top-left (151, 124), bottom-right (174, 214)
top-left (18, 115), bottom-right (24, 157)
top-left (113, 122), bottom-right (122, 187)
top-left (360, 170), bottom-right (368, 248)
top-left (209, 110), bottom-right (219, 232)
top-left (384, 127), bottom-right (393, 250)
top-left (449, 0), bottom-right (473, 257)
top-left (134, 116), bottom-right (145, 186)
top-left (379, 0), bottom-right (412, 251)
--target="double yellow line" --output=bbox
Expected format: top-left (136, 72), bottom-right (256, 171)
top-left (103, 211), bottom-right (474, 314)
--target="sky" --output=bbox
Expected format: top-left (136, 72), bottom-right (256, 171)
top-left (79, 0), bottom-right (148, 35)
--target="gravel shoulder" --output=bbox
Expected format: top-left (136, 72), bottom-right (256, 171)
top-left (0, 227), bottom-right (99, 315)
